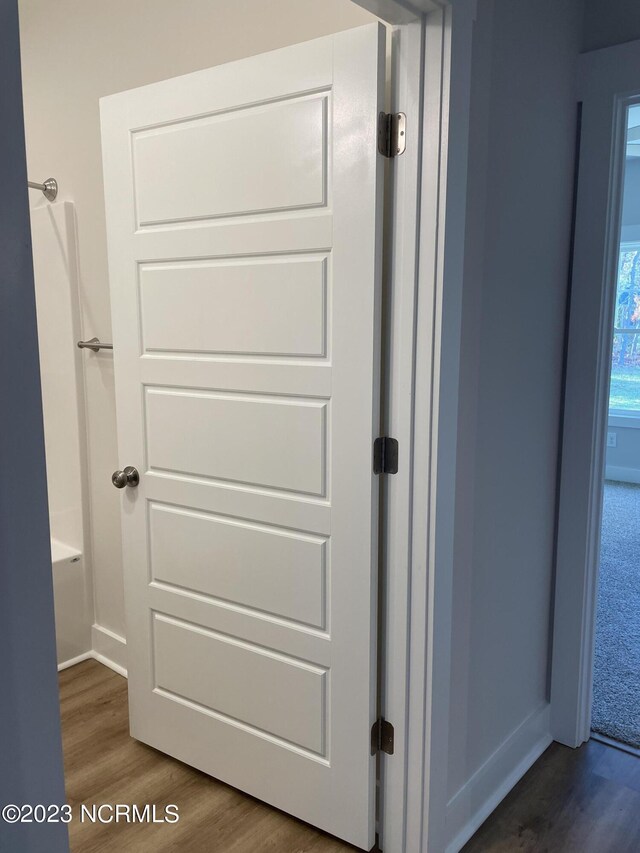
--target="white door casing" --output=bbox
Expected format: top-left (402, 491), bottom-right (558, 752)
top-left (551, 39), bottom-right (640, 749)
top-left (101, 24), bottom-right (385, 849)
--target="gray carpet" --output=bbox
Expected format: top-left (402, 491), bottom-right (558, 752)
top-left (592, 481), bottom-right (640, 748)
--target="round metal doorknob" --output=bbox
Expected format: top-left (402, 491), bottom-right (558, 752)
top-left (112, 466), bottom-right (140, 489)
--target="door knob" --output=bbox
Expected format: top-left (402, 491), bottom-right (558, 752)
top-left (112, 466), bottom-right (140, 489)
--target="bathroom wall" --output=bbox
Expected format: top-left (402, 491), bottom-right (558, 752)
top-left (30, 201), bottom-right (93, 665)
top-left (18, 0), bottom-right (377, 656)
top-left (30, 202), bottom-right (86, 551)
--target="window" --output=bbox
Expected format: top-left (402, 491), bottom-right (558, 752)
top-left (609, 243), bottom-right (640, 415)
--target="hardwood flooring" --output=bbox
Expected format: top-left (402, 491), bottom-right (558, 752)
top-left (463, 738), bottom-right (640, 852)
top-left (61, 660), bottom-right (640, 852)
top-left (59, 659), bottom-right (354, 853)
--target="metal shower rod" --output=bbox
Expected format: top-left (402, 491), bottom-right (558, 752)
top-left (27, 177), bottom-right (58, 201)
top-left (77, 338), bottom-right (113, 352)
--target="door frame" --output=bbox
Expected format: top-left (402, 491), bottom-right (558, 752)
top-left (551, 39), bottom-right (640, 748)
top-left (354, 1), bottom-right (477, 850)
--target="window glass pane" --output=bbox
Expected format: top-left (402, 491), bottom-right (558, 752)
top-left (609, 104), bottom-right (640, 415)
top-left (614, 248), bottom-right (640, 331)
top-left (610, 250), bottom-right (640, 413)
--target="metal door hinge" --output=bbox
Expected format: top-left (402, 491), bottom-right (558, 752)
top-left (373, 437), bottom-right (398, 475)
top-left (371, 718), bottom-right (395, 755)
top-left (378, 112), bottom-right (406, 158)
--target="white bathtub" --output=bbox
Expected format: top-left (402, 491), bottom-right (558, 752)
top-left (51, 539), bottom-right (90, 668)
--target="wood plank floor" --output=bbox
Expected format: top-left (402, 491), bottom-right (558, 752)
top-left (61, 660), bottom-right (640, 852)
top-left (462, 738), bottom-right (640, 852)
top-left (59, 659), bottom-right (354, 853)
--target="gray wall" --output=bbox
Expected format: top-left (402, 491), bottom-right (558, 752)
top-left (447, 0), bottom-right (582, 814)
top-left (0, 2), bottom-right (68, 850)
top-left (583, 0), bottom-right (640, 52)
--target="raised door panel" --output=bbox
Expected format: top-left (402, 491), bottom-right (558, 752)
top-left (133, 94), bottom-right (328, 227)
top-left (149, 502), bottom-right (327, 629)
top-left (139, 254), bottom-right (328, 358)
top-left (144, 388), bottom-right (328, 496)
top-left (152, 613), bottom-right (327, 754)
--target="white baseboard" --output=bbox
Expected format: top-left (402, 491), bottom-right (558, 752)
top-left (58, 651), bottom-right (93, 672)
top-left (445, 703), bottom-right (552, 853)
top-left (56, 625), bottom-right (128, 678)
top-left (605, 465), bottom-right (640, 484)
top-left (91, 623), bottom-right (128, 678)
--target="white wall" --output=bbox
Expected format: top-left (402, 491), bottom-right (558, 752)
top-left (446, 0), bottom-right (582, 846)
top-left (30, 203), bottom-right (86, 552)
top-left (30, 202), bottom-right (93, 666)
top-left (18, 0), bottom-right (376, 645)
top-left (607, 419), bottom-right (640, 483)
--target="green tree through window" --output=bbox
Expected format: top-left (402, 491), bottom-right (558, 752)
top-left (610, 244), bottom-right (640, 413)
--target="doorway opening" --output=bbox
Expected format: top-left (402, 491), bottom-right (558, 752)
top-left (20, 4), bottom-right (390, 850)
top-left (592, 104), bottom-right (640, 752)
top-left (9, 0), bottom-right (464, 848)
top-left (17, 0), bottom-right (449, 848)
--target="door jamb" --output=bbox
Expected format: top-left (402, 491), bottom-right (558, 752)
top-left (551, 40), bottom-right (640, 748)
top-left (409, 6), bottom-right (476, 851)
top-left (354, 1), bottom-right (477, 850)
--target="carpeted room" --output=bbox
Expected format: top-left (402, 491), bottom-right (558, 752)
top-left (592, 481), bottom-right (640, 749)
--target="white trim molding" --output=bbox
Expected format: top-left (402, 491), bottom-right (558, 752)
top-left (56, 626), bottom-right (128, 677)
top-left (608, 413), bottom-right (640, 429)
top-left (351, 2), bottom-right (478, 850)
top-left (358, 1), bottom-right (479, 851)
top-left (445, 705), bottom-right (552, 853)
top-left (57, 651), bottom-right (93, 672)
top-left (353, 0), bottom-right (447, 24)
top-left (417, 2), bottom-right (478, 851)
top-left (605, 465), bottom-right (640, 484)
top-left (379, 16), bottom-right (427, 852)
top-left (91, 623), bottom-right (128, 677)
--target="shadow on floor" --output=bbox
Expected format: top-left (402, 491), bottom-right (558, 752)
top-left (463, 739), bottom-right (640, 852)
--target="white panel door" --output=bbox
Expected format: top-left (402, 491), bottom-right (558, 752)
top-left (101, 24), bottom-right (384, 850)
